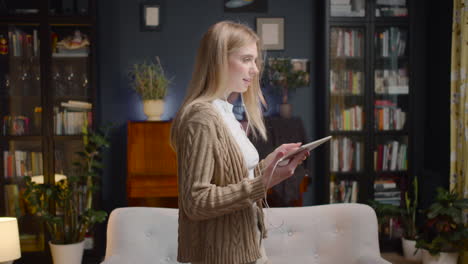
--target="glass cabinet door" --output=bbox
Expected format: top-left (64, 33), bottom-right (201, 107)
top-left (373, 26), bottom-right (409, 132)
top-left (49, 0), bottom-right (90, 16)
top-left (51, 25), bottom-right (92, 136)
top-left (330, 0), bottom-right (365, 17)
top-left (375, 0), bottom-right (408, 17)
top-left (373, 25), bottom-right (409, 207)
top-left (0, 1), bottom-right (40, 15)
top-left (1, 139), bottom-right (45, 252)
top-left (329, 27), bottom-right (366, 132)
top-left (1, 24), bottom-right (42, 136)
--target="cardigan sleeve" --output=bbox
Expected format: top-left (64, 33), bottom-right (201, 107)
top-left (178, 122), bottom-right (266, 221)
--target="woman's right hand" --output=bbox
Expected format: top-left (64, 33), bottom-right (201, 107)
top-left (261, 143), bottom-right (309, 189)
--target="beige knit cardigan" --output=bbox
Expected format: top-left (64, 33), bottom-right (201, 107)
top-left (173, 102), bottom-right (267, 264)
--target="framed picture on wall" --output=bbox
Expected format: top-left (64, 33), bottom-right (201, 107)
top-left (224, 0), bottom-right (267, 13)
top-left (141, 3), bottom-right (162, 31)
top-left (256, 17), bottom-right (284, 51)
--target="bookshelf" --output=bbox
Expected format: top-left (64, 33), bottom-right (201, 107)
top-left (0, 0), bottom-right (98, 261)
top-left (316, 0), bottom-right (414, 250)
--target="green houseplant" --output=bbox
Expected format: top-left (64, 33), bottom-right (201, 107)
top-left (23, 126), bottom-right (110, 263)
top-left (263, 57), bottom-right (309, 118)
top-left (400, 176), bottom-right (422, 261)
top-left (368, 200), bottom-right (401, 238)
top-left (415, 188), bottom-right (468, 263)
top-left (128, 56), bottom-right (171, 121)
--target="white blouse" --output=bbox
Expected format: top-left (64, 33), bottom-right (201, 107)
top-left (212, 99), bottom-right (259, 179)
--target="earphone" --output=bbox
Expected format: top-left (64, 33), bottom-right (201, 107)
top-left (240, 92), bottom-right (285, 232)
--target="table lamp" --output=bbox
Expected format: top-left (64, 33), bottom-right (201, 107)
top-left (0, 217), bottom-right (21, 264)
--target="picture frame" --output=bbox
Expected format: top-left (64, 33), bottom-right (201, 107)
top-left (141, 3), bottom-right (161, 31)
top-left (223, 0), bottom-right (267, 13)
top-left (256, 17), bottom-right (284, 51)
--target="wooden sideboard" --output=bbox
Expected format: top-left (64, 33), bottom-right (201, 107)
top-left (126, 118), bottom-right (310, 208)
top-left (127, 121), bottom-right (178, 207)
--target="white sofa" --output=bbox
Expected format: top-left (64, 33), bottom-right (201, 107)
top-left (101, 204), bottom-right (390, 264)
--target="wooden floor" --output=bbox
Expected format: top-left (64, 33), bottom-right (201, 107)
top-left (381, 252), bottom-right (421, 264)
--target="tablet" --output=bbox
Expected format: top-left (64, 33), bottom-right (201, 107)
top-left (277, 136), bottom-right (332, 166)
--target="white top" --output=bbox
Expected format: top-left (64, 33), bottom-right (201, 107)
top-left (212, 99), bottom-right (259, 179)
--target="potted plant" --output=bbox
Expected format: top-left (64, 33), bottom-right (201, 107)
top-left (23, 126), bottom-right (110, 264)
top-left (400, 176), bottom-right (422, 261)
top-left (263, 57), bottom-right (309, 118)
top-left (415, 188), bottom-right (468, 264)
top-left (128, 56), bottom-right (171, 121)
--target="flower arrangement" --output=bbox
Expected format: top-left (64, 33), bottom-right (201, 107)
top-left (23, 126), bottom-right (110, 244)
top-left (128, 56), bottom-right (170, 101)
top-left (262, 57), bottom-right (309, 104)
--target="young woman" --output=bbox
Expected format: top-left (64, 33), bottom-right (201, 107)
top-left (170, 21), bottom-right (309, 264)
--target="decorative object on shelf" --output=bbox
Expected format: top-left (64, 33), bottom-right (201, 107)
top-left (415, 188), bottom-right (468, 264)
top-left (262, 57), bottom-right (309, 118)
top-left (52, 30), bottom-right (90, 58)
top-left (129, 56), bottom-right (171, 121)
top-left (224, 0), bottom-right (267, 13)
top-left (23, 126), bottom-right (111, 264)
top-left (0, 34), bottom-right (8, 55)
top-left (141, 3), bottom-right (162, 31)
top-left (256, 17), bottom-right (284, 50)
top-left (400, 176), bottom-right (422, 261)
top-left (0, 217), bottom-right (21, 264)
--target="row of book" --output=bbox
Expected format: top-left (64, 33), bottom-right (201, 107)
top-left (330, 28), bottom-right (363, 57)
top-left (374, 100), bottom-right (406, 130)
top-left (375, 69), bottom-right (409, 94)
top-left (329, 70), bottom-right (363, 95)
top-left (53, 100), bottom-right (93, 135)
top-left (330, 137), bottom-right (363, 172)
top-left (330, 105), bottom-right (364, 131)
top-left (330, 0), bottom-right (365, 17)
top-left (2, 115), bottom-right (30, 135)
top-left (375, 27), bottom-right (407, 57)
top-left (3, 150), bottom-right (43, 178)
top-left (374, 178), bottom-right (401, 206)
top-left (374, 141), bottom-right (408, 171)
top-left (330, 180), bottom-right (359, 203)
top-left (5, 27), bottom-right (40, 57)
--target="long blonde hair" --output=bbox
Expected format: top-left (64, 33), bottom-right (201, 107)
top-left (171, 21), bottom-right (267, 148)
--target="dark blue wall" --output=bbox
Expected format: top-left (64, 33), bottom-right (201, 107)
top-left (97, 0), bottom-right (317, 212)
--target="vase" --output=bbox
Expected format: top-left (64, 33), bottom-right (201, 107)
top-left (401, 238), bottom-right (422, 262)
top-left (279, 103), bottom-right (292, 118)
top-left (421, 249), bottom-right (458, 264)
top-left (49, 240), bottom-right (85, 264)
top-left (143, 99), bottom-right (164, 121)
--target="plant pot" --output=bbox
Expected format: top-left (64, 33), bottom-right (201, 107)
top-left (401, 238), bottom-right (422, 262)
top-left (143, 99), bottom-right (164, 121)
top-left (421, 249), bottom-right (458, 264)
top-left (49, 240), bottom-right (85, 264)
top-left (279, 103), bottom-right (292, 118)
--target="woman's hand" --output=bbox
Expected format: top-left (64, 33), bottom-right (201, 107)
top-left (261, 143), bottom-right (310, 189)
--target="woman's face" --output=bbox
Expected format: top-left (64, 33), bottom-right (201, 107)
top-left (226, 42), bottom-right (259, 95)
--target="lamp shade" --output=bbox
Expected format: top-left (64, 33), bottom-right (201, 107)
top-left (0, 217), bottom-right (21, 262)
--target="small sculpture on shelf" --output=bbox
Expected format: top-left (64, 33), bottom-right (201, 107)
top-left (53, 30), bottom-right (90, 57)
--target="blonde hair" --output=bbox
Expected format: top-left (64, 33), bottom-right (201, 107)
top-left (171, 21), bottom-right (267, 148)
